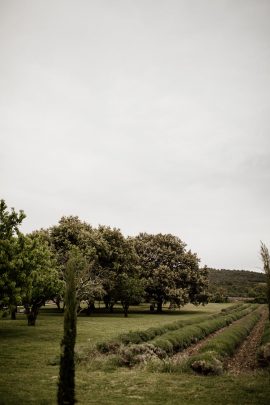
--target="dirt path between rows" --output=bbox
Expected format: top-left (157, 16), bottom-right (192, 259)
top-left (172, 308), bottom-right (267, 370)
top-left (226, 308), bottom-right (268, 375)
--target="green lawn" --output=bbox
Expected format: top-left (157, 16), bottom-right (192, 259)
top-left (0, 303), bottom-right (269, 405)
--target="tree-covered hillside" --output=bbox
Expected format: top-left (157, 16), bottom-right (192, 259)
top-left (208, 268), bottom-right (266, 300)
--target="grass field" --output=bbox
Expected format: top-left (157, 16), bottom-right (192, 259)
top-left (0, 303), bottom-right (269, 404)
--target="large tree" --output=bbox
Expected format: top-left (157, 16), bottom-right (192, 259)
top-left (114, 274), bottom-right (144, 317)
top-left (93, 225), bottom-right (141, 312)
top-left (21, 233), bottom-right (64, 326)
top-left (133, 233), bottom-right (208, 312)
top-left (49, 216), bottom-right (104, 313)
top-left (0, 199), bottom-right (26, 318)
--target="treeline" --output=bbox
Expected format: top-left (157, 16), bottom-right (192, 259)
top-left (208, 268), bottom-right (266, 302)
top-left (0, 200), bottom-right (208, 324)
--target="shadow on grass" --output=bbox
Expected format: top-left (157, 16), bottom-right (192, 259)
top-left (39, 306), bottom-right (208, 318)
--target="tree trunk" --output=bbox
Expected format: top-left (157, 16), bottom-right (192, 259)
top-left (24, 304), bottom-right (30, 315)
top-left (122, 303), bottom-right (129, 317)
top-left (27, 306), bottom-right (39, 326)
top-left (10, 305), bottom-right (17, 320)
top-left (157, 300), bottom-right (163, 313)
top-left (55, 297), bottom-right (62, 311)
top-left (104, 296), bottom-right (110, 310)
top-left (86, 302), bottom-right (95, 316)
top-left (109, 303), bottom-right (114, 313)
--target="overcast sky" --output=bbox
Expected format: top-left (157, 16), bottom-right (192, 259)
top-left (1, 0), bottom-right (270, 271)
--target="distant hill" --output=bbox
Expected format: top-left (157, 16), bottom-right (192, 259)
top-left (207, 268), bottom-right (266, 299)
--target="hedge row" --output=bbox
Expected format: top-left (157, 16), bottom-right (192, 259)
top-left (257, 319), bottom-right (270, 367)
top-left (97, 304), bottom-right (248, 353)
top-left (188, 309), bottom-right (261, 375)
top-left (150, 305), bottom-right (256, 355)
top-left (221, 303), bottom-right (246, 313)
top-left (115, 305), bottom-right (257, 366)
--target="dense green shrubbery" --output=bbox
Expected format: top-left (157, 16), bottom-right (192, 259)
top-left (220, 303), bottom-right (246, 313)
top-left (189, 310), bottom-right (261, 374)
top-left (151, 306), bottom-right (255, 355)
top-left (97, 304), bottom-right (250, 354)
top-left (257, 320), bottom-right (270, 367)
top-left (109, 305), bottom-right (257, 366)
top-left (96, 315), bottom-right (216, 353)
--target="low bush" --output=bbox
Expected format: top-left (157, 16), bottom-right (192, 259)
top-left (189, 310), bottom-right (261, 375)
top-left (112, 305), bottom-right (257, 367)
top-left (221, 303), bottom-right (245, 313)
top-left (257, 320), bottom-right (270, 367)
top-left (96, 304), bottom-right (253, 354)
top-left (151, 305), bottom-right (256, 355)
top-left (117, 343), bottom-right (166, 367)
top-left (189, 351), bottom-right (223, 375)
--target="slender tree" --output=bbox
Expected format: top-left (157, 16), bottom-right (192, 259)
top-left (260, 241), bottom-right (270, 320)
top-left (58, 251), bottom-right (78, 405)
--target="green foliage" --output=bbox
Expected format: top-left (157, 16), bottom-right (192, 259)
top-left (96, 305), bottom-right (256, 368)
top-left (21, 233), bottom-right (64, 325)
top-left (189, 310), bottom-right (261, 374)
top-left (0, 199), bottom-right (26, 311)
top-left (58, 250), bottom-right (78, 405)
top-left (260, 320), bottom-right (270, 346)
top-left (94, 225), bottom-right (140, 311)
top-left (208, 268), bottom-right (266, 299)
top-left (189, 352), bottom-right (223, 375)
top-left (1, 303), bottom-right (270, 405)
top-left (0, 200), bottom-right (63, 324)
top-left (248, 283), bottom-right (267, 303)
top-left (117, 343), bottom-right (166, 367)
top-left (258, 320), bottom-right (270, 367)
top-left (133, 233), bottom-right (208, 311)
top-left (260, 242), bottom-right (270, 320)
top-left (96, 304), bottom-right (249, 354)
top-left (50, 217), bottom-right (105, 311)
top-left (115, 274), bottom-right (144, 317)
top-left (151, 306), bottom-right (255, 356)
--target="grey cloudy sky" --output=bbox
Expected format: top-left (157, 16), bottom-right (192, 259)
top-left (1, 0), bottom-right (270, 271)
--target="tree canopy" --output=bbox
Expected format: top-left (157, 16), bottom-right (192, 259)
top-left (1, 199), bottom-right (211, 320)
top-left (133, 233), bottom-right (208, 312)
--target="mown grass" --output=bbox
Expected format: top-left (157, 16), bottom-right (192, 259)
top-left (0, 303), bottom-right (269, 404)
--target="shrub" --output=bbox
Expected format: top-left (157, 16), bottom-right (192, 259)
top-left (96, 304), bottom-right (254, 354)
top-left (117, 343), bottom-right (166, 366)
top-left (258, 320), bottom-right (270, 367)
top-left (151, 305), bottom-right (256, 355)
top-left (96, 341), bottom-right (120, 354)
top-left (190, 351), bottom-right (223, 375)
top-left (221, 303), bottom-right (245, 313)
top-left (189, 310), bottom-right (261, 375)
